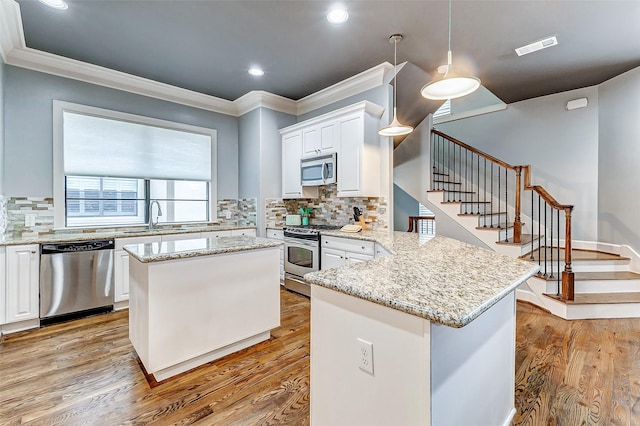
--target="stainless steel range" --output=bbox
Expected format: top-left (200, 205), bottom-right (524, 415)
top-left (283, 224), bottom-right (341, 296)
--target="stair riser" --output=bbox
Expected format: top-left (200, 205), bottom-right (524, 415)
top-left (477, 214), bottom-right (508, 227)
top-left (533, 260), bottom-right (631, 273)
top-left (547, 280), bottom-right (640, 294)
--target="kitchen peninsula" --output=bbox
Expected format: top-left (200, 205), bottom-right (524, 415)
top-left (124, 235), bottom-right (282, 382)
top-left (305, 232), bottom-right (539, 426)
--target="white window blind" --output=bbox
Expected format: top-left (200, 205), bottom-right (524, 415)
top-left (63, 111), bottom-right (212, 181)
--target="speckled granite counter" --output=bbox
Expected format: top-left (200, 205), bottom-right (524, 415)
top-left (0, 225), bottom-right (256, 246)
top-left (305, 231), bottom-right (539, 328)
top-left (124, 236), bottom-right (282, 263)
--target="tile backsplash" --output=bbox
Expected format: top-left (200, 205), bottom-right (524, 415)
top-left (1, 197), bottom-right (257, 238)
top-left (265, 185), bottom-right (388, 230)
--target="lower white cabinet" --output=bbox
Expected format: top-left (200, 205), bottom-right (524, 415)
top-left (231, 228), bottom-right (257, 237)
top-left (375, 243), bottom-right (392, 258)
top-left (200, 230), bottom-right (232, 239)
top-left (161, 232), bottom-right (202, 242)
top-left (5, 244), bottom-right (39, 324)
top-left (0, 247), bottom-right (5, 325)
top-left (320, 236), bottom-right (374, 270)
top-left (266, 229), bottom-right (285, 282)
top-left (114, 236), bottom-right (161, 306)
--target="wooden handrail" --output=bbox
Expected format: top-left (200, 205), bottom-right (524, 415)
top-left (407, 215), bottom-right (436, 233)
top-left (432, 129), bottom-right (517, 171)
top-left (432, 131), bottom-right (575, 301)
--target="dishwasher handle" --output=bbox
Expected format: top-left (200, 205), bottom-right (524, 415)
top-left (41, 239), bottom-right (115, 255)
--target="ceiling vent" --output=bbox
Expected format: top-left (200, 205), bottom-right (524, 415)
top-left (515, 36), bottom-right (558, 57)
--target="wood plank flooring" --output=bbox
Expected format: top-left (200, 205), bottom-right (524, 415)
top-left (1, 289), bottom-right (638, 425)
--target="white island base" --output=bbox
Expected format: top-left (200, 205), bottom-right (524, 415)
top-left (311, 285), bottom-right (517, 426)
top-left (128, 246), bottom-right (280, 382)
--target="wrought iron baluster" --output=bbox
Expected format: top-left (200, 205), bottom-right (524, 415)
top-left (530, 189), bottom-right (534, 259)
top-left (544, 202), bottom-right (548, 276)
top-left (550, 206), bottom-right (554, 279)
top-left (504, 170), bottom-right (509, 241)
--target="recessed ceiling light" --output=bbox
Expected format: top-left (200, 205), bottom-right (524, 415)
top-left (327, 7), bottom-right (349, 24)
top-left (38, 0), bottom-right (68, 10)
top-left (515, 36), bottom-right (558, 57)
top-left (248, 67), bottom-right (264, 77)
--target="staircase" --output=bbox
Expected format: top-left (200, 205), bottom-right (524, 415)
top-left (426, 130), bottom-right (640, 320)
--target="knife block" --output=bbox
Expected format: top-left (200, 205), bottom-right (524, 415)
top-left (357, 215), bottom-right (367, 230)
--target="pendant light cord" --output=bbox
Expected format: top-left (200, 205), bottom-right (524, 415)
top-left (448, 0), bottom-right (452, 53)
top-left (393, 37), bottom-right (398, 112)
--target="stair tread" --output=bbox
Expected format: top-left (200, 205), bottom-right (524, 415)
top-left (543, 292), bottom-right (640, 305)
top-left (574, 271), bottom-right (640, 280)
top-left (475, 222), bottom-right (515, 230)
top-left (495, 234), bottom-right (541, 245)
top-left (522, 247), bottom-right (630, 262)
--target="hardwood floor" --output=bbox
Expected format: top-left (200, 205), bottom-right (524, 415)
top-left (1, 289), bottom-right (638, 425)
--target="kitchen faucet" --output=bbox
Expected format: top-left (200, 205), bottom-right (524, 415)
top-left (149, 200), bottom-right (163, 230)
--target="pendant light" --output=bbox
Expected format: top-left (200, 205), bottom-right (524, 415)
top-left (379, 34), bottom-right (413, 137)
top-left (420, 0), bottom-right (480, 100)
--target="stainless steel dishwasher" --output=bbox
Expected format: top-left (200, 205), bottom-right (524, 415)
top-left (40, 239), bottom-right (115, 324)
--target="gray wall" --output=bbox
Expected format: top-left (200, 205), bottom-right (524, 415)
top-left (438, 86), bottom-right (599, 242)
top-left (598, 66), bottom-right (640, 251)
top-left (238, 107), bottom-right (295, 234)
top-left (3, 65), bottom-right (239, 199)
top-left (393, 184), bottom-right (417, 231)
top-left (296, 86), bottom-right (388, 122)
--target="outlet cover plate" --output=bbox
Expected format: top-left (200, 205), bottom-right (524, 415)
top-left (357, 338), bottom-right (374, 375)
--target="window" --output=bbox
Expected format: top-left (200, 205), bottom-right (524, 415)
top-left (53, 101), bottom-right (217, 228)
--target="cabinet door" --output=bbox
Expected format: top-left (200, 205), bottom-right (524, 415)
top-left (283, 132), bottom-right (304, 198)
top-left (375, 243), bottom-right (392, 258)
top-left (161, 232), bottom-right (202, 242)
top-left (201, 230), bottom-right (232, 239)
top-left (231, 229), bottom-right (257, 236)
top-left (6, 245), bottom-right (39, 323)
top-left (114, 249), bottom-right (130, 302)
top-left (345, 251), bottom-right (373, 264)
top-left (337, 115), bottom-right (363, 196)
top-left (302, 127), bottom-right (320, 156)
top-left (321, 247), bottom-right (345, 270)
top-left (320, 121), bottom-right (336, 152)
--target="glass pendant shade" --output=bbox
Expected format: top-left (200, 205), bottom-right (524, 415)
top-left (379, 34), bottom-right (413, 137)
top-left (379, 108), bottom-right (413, 136)
top-left (421, 51), bottom-right (480, 100)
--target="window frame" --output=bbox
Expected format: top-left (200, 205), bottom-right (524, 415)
top-left (53, 100), bottom-right (217, 230)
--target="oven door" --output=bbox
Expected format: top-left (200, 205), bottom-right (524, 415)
top-left (284, 238), bottom-right (319, 277)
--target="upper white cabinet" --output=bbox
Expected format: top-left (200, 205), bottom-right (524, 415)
top-left (281, 101), bottom-right (384, 199)
top-left (5, 245), bottom-right (39, 324)
top-left (302, 122), bottom-right (336, 156)
top-left (282, 130), bottom-right (318, 199)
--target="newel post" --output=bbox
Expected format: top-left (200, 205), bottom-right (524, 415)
top-left (513, 166), bottom-right (522, 243)
top-left (561, 207), bottom-right (575, 301)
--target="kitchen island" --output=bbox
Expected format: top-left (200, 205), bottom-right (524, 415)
top-left (305, 232), bottom-right (539, 426)
top-left (124, 236), bottom-right (282, 382)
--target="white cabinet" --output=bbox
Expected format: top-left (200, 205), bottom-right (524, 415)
top-left (266, 229), bottom-right (285, 282)
top-left (282, 130), bottom-right (318, 199)
top-left (320, 236), bottom-right (375, 270)
top-left (280, 101), bottom-right (384, 199)
top-left (231, 228), bottom-right (256, 237)
top-left (375, 243), bottom-right (392, 258)
top-left (5, 245), bottom-right (39, 324)
top-left (161, 232), bottom-right (202, 242)
top-left (200, 230), bottom-right (232, 239)
top-left (337, 110), bottom-right (382, 197)
top-left (114, 236), bottom-right (161, 307)
top-left (302, 122), bottom-right (336, 156)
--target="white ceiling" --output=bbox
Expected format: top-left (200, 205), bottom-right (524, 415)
top-left (12, 0), bottom-right (640, 112)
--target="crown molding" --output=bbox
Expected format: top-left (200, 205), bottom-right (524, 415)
top-left (296, 62), bottom-right (393, 116)
top-left (0, 0), bottom-right (390, 118)
top-left (432, 103), bottom-right (507, 124)
top-left (235, 90), bottom-right (297, 116)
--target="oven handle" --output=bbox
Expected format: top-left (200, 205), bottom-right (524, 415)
top-left (284, 238), bottom-right (318, 247)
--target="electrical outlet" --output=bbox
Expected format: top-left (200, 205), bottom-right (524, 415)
top-left (357, 338), bottom-right (374, 375)
top-left (25, 214), bottom-right (36, 227)
top-left (225, 210), bottom-right (232, 219)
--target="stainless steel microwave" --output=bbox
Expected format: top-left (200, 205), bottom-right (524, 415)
top-left (301, 153), bottom-right (337, 186)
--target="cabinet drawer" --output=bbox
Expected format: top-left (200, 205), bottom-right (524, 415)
top-left (321, 236), bottom-right (375, 256)
top-left (200, 230), bottom-right (232, 239)
top-left (161, 232), bottom-right (202, 242)
top-left (266, 229), bottom-right (284, 240)
top-left (231, 229), bottom-right (257, 237)
top-left (115, 235), bottom-right (161, 250)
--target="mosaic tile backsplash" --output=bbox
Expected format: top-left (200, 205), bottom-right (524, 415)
top-left (265, 185), bottom-right (388, 230)
top-left (2, 197), bottom-right (257, 238)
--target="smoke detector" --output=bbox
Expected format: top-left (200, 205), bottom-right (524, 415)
top-left (515, 36), bottom-right (558, 57)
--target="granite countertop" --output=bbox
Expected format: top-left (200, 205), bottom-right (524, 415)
top-left (0, 224), bottom-right (256, 246)
top-left (305, 231), bottom-right (539, 328)
top-left (124, 235), bottom-right (283, 263)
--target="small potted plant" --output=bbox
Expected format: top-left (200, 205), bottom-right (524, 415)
top-left (299, 207), bottom-right (312, 226)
